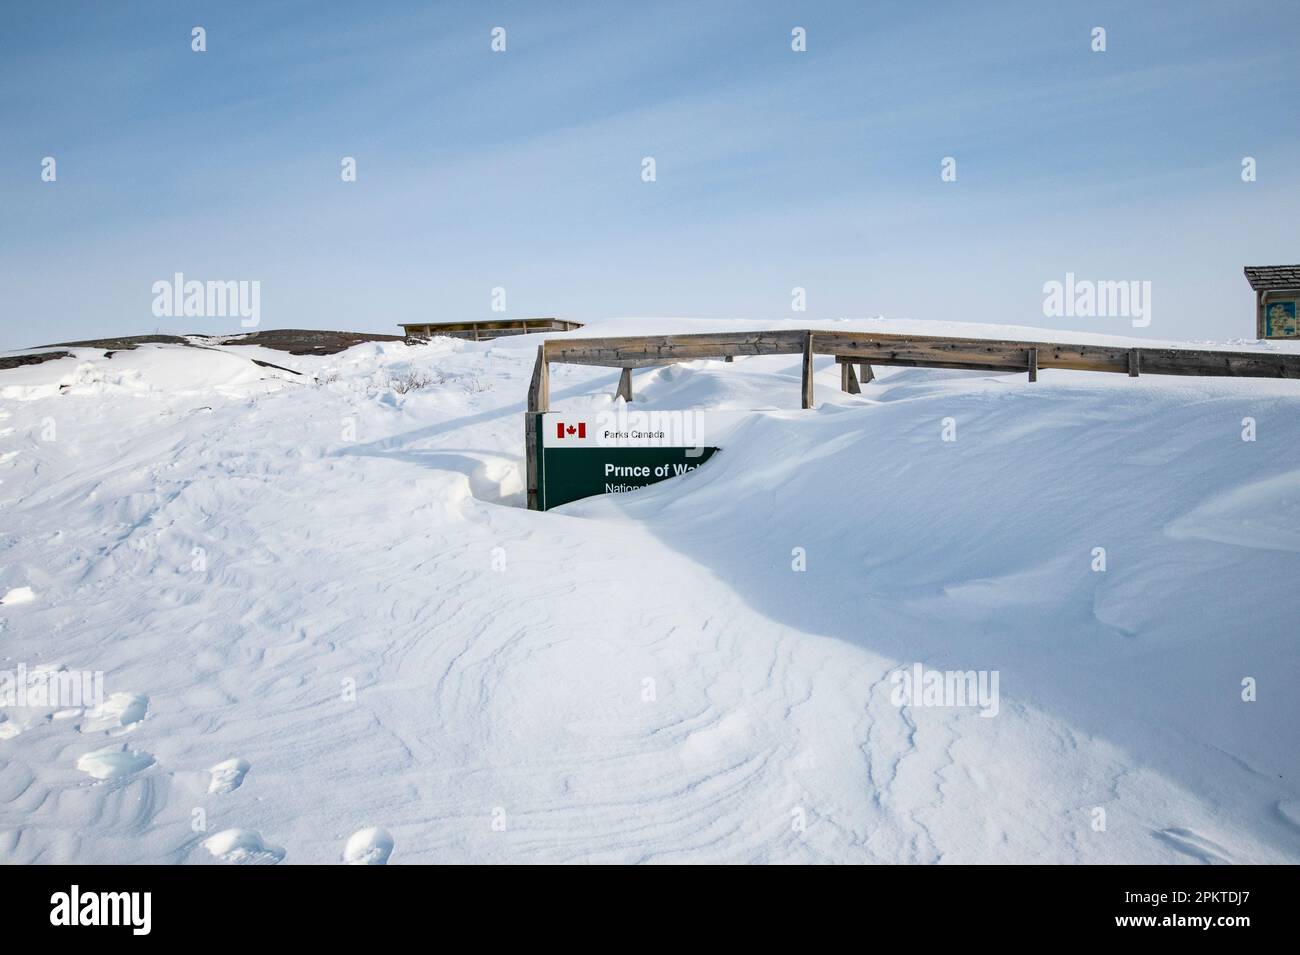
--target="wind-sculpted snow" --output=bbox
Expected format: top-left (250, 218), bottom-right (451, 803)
top-left (0, 320), bottom-right (1297, 863)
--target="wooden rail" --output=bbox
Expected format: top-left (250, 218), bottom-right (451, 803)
top-left (524, 329), bottom-right (1300, 508)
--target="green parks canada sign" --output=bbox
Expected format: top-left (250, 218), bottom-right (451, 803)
top-left (536, 410), bottom-right (734, 510)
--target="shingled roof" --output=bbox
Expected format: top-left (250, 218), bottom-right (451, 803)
top-left (1244, 265), bottom-right (1300, 292)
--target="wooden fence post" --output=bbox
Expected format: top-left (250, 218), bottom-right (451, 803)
top-left (616, 367), bottom-right (633, 402)
top-left (802, 332), bottom-right (815, 409)
top-left (859, 363), bottom-right (875, 384)
top-left (1027, 348), bottom-right (1038, 382)
top-left (527, 345), bottom-right (549, 412)
top-left (1128, 349), bottom-right (1141, 377)
top-left (525, 413), bottom-right (540, 510)
top-left (839, 360), bottom-right (861, 394)
top-left (525, 346), bottom-right (550, 510)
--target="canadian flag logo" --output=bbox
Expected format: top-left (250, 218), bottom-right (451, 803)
top-left (556, 421), bottom-right (586, 439)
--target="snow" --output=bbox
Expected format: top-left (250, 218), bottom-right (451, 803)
top-left (201, 828), bottom-right (285, 865)
top-left (80, 693), bottom-right (149, 736)
top-left (0, 586), bottom-right (35, 606)
top-left (343, 827), bottom-right (395, 865)
top-left (1, 317), bottom-right (1298, 863)
top-left (75, 744), bottom-right (156, 782)
top-left (207, 758), bottom-right (251, 795)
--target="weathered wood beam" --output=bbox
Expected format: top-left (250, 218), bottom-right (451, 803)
top-left (525, 413), bottom-right (540, 511)
top-left (526, 346), bottom-right (549, 413)
top-left (823, 336), bottom-right (1046, 371)
top-left (1027, 348), bottom-right (1038, 382)
top-left (610, 359), bottom-right (676, 369)
top-left (1128, 349), bottom-right (1140, 378)
top-left (544, 330), bottom-right (806, 367)
top-left (539, 330), bottom-right (1300, 380)
top-left (842, 361), bottom-right (861, 394)
top-left (824, 333), bottom-right (1300, 379)
top-left (802, 332), bottom-right (815, 409)
top-left (616, 367), bottom-right (633, 402)
top-left (525, 346), bottom-right (548, 511)
top-left (836, 355), bottom-right (1022, 373)
top-left (859, 362), bottom-right (875, 383)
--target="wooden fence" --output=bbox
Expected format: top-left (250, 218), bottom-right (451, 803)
top-left (402, 318), bottom-right (583, 342)
top-left (525, 329), bottom-right (1300, 509)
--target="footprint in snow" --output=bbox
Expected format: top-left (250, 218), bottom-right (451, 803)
top-left (0, 586), bottom-right (35, 606)
top-left (76, 744), bottom-right (155, 782)
top-left (207, 758), bottom-right (250, 795)
top-left (203, 829), bottom-right (285, 865)
top-left (0, 713), bottom-right (20, 741)
top-left (1153, 827), bottom-right (1232, 865)
top-left (343, 827), bottom-right (394, 865)
top-left (78, 693), bottom-right (149, 735)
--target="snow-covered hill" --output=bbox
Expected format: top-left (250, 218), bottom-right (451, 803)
top-left (2, 319), bottom-right (1298, 863)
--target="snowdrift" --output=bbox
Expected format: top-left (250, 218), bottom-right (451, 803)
top-left (1, 319), bottom-right (1297, 863)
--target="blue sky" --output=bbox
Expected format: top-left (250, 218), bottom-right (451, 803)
top-left (2, 0), bottom-right (1297, 350)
